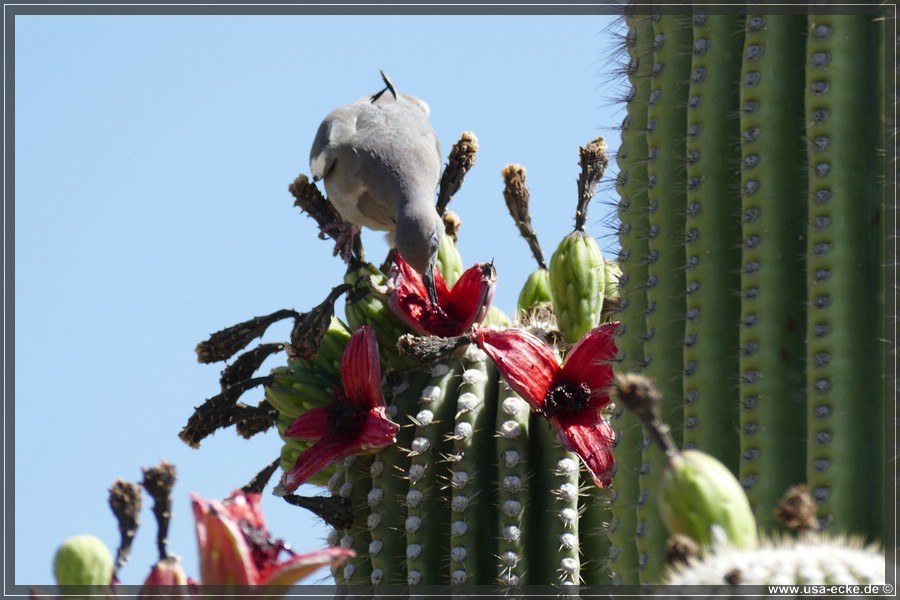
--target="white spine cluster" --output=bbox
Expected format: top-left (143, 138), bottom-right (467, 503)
top-left (457, 392), bottom-right (479, 413)
top-left (503, 450), bottom-right (521, 468)
top-left (415, 409), bottom-right (434, 426)
top-left (420, 385), bottom-right (441, 404)
top-left (503, 499), bottom-right (523, 518)
top-left (366, 487), bottom-right (383, 508)
top-left (430, 363), bottom-right (450, 377)
top-left (408, 463), bottom-right (425, 484)
top-left (461, 368), bottom-right (485, 386)
top-left (499, 419), bottom-right (522, 439)
top-left (663, 535), bottom-right (888, 586)
top-left (451, 494), bottom-right (470, 512)
top-left (410, 436), bottom-right (431, 455)
top-left (502, 396), bottom-right (525, 416)
top-left (405, 489), bottom-right (423, 508)
top-left (454, 421), bottom-right (474, 441)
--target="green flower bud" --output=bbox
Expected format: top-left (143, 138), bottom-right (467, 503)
top-left (53, 534), bottom-right (114, 587)
top-left (659, 450), bottom-right (758, 549)
top-left (516, 268), bottom-right (553, 318)
top-left (549, 231), bottom-right (605, 343)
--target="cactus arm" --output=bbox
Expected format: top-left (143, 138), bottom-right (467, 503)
top-left (681, 11), bottom-right (744, 471)
top-left (609, 12), bottom-right (654, 586)
top-left (737, 13), bottom-right (810, 532)
top-left (804, 14), bottom-right (884, 540)
top-left (367, 371), bottom-right (429, 585)
top-left (639, 13), bottom-right (693, 583)
top-left (494, 382), bottom-right (532, 585)
top-left (447, 348), bottom-right (499, 585)
top-left (529, 416), bottom-right (581, 585)
top-left (404, 362), bottom-right (461, 585)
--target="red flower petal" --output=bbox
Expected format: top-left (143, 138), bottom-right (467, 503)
top-left (283, 406), bottom-right (328, 440)
top-left (191, 493), bottom-right (256, 585)
top-left (341, 325), bottom-right (385, 410)
top-left (559, 323), bottom-right (619, 409)
top-left (445, 262), bottom-right (496, 330)
top-left (470, 326), bottom-right (559, 409)
top-left (355, 407), bottom-right (401, 452)
top-left (388, 255), bottom-right (494, 337)
top-left (279, 436), bottom-right (358, 494)
top-left (551, 413), bottom-right (616, 488)
top-left (259, 547), bottom-right (355, 586)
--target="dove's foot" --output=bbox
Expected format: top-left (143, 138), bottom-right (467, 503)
top-left (320, 221), bottom-right (360, 263)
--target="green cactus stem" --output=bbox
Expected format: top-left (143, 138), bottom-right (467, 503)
top-left (404, 362), bottom-right (460, 585)
top-left (681, 11), bottom-right (743, 471)
top-left (529, 416), bottom-right (581, 586)
top-left (803, 14), bottom-right (884, 541)
top-left (737, 13), bottom-right (809, 533)
top-left (446, 347), bottom-right (499, 585)
top-left (638, 12), bottom-right (692, 583)
top-left (609, 12), bottom-right (654, 586)
top-left (333, 454), bottom-right (373, 585)
top-left (493, 381), bottom-right (532, 585)
top-left (366, 370), bottom-right (428, 585)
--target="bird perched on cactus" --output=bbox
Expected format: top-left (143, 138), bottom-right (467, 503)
top-left (309, 70), bottom-right (444, 306)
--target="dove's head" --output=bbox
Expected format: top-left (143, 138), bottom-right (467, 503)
top-left (394, 208), bottom-right (443, 305)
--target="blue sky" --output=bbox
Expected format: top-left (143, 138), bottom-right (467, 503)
top-left (13, 11), bottom-right (626, 586)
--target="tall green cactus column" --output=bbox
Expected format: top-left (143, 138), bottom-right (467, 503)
top-left (637, 12), bottom-right (692, 584)
top-left (737, 14), bottom-right (809, 532)
top-left (681, 11), bottom-right (743, 472)
top-left (609, 12), bottom-right (653, 586)
top-left (803, 14), bottom-right (884, 541)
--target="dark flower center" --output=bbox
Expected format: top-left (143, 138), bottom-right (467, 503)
top-left (541, 380), bottom-right (592, 419)
top-left (325, 393), bottom-right (367, 438)
top-left (399, 295), bottom-right (462, 337)
top-left (239, 519), bottom-right (293, 570)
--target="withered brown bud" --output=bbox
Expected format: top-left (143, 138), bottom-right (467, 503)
top-left (436, 131), bottom-right (479, 216)
top-left (196, 309), bottom-right (298, 364)
top-left (397, 333), bottom-right (471, 363)
top-left (773, 483), bottom-right (820, 532)
top-left (575, 136), bottom-right (609, 232)
top-left (142, 461), bottom-right (177, 561)
top-left (108, 480), bottom-right (142, 575)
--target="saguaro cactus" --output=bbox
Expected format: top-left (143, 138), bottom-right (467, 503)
top-left (611, 5), bottom-right (887, 586)
top-left (181, 6), bottom-right (888, 589)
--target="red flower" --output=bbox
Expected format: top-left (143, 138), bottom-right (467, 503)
top-left (191, 489), bottom-right (354, 586)
top-left (387, 253), bottom-right (496, 337)
top-left (470, 323), bottom-right (620, 487)
top-left (276, 325), bottom-right (400, 494)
